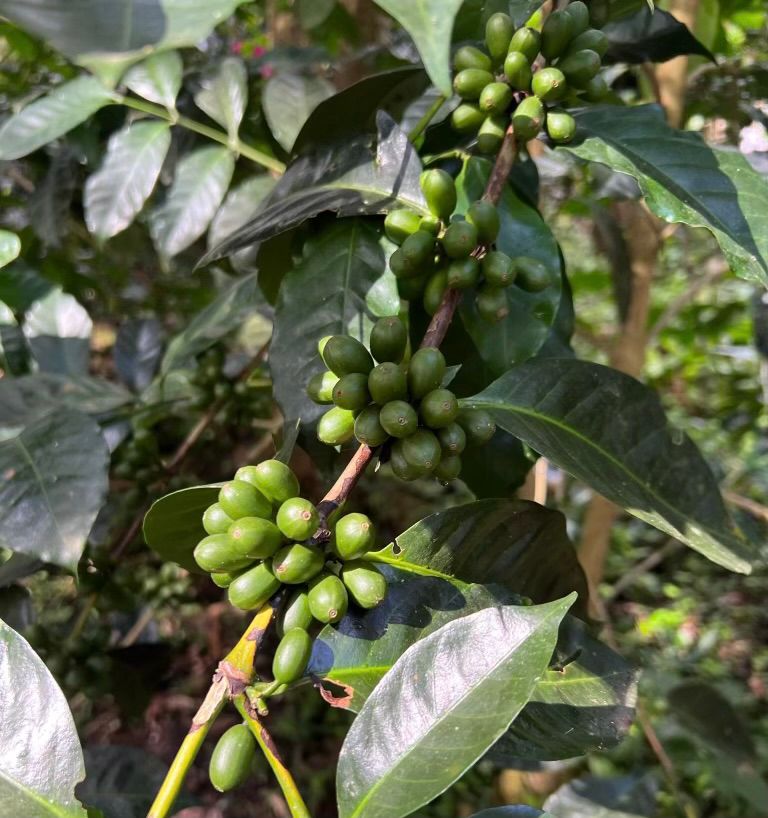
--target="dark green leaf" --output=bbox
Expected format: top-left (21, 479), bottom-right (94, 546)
top-left (336, 595), bottom-right (575, 818)
top-left (123, 51), bottom-right (183, 109)
top-left (0, 585), bottom-right (34, 631)
top-left (462, 358), bottom-right (755, 573)
top-left (566, 105), bottom-right (768, 286)
top-left (114, 318), bottom-right (164, 392)
top-left (195, 57), bottom-right (248, 140)
top-left (150, 146), bottom-right (235, 259)
top-left (0, 304), bottom-right (29, 376)
top-left (0, 410), bottom-right (109, 572)
top-left (0, 231), bottom-right (20, 269)
top-left (0, 76), bottom-right (113, 160)
top-left (263, 72), bottom-right (335, 153)
top-left (270, 219), bottom-right (398, 424)
top-left (603, 8), bottom-right (713, 64)
top-left (0, 264), bottom-right (53, 312)
top-left (84, 121), bottom-right (171, 240)
top-left (370, 0), bottom-right (464, 95)
top-left (22, 289), bottom-right (92, 377)
top-left (544, 774), bottom-right (658, 818)
top-left (143, 485), bottom-right (219, 572)
top-left (589, 0), bottom-right (653, 26)
top-left (0, 553), bottom-right (42, 588)
top-left (0, 620), bottom-right (88, 817)
top-left (200, 113), bottom-right (426, 264)
top-left (28, 146), bottom-right (79, 249)
top-left (207, 176), bottom-right (276, 251)
top-left (460, 428), bottom-right (533, 499)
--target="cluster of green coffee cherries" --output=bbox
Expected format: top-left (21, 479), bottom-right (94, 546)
top-left (308, 316), bottom-right (496, 483)
top-left (385, 168), bottom-right (555, 320)
top-left (452, 1), bottom-right (609, 149)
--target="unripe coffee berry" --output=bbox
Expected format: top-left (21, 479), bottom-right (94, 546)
top-left (276, 497), bottom-right (319, 541)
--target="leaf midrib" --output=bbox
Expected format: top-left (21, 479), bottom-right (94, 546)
top-left (0, 766), bottom-right (81, 818)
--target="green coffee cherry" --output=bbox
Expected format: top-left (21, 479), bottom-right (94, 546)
top-left (438, 422), bottom-right (466, 455)
top-left (219, 480), bottom-right (272, 520)
top-left (318, 406), bottom-right (356, 445)
top-left (228, 517), bottom-right (282, 559)
top-left (453, 45), bottom-right (493, 73)
top-left (434, 455), bottom-right (462, 482)
top-left (211, 568), bottom-right (245, 588)
top-left (420, 169), bottom-right (457, 221)
top-left (239, 459), bottom-right (300, 504)
top-left (379, 400), bottom-right (419, 438)
top-left (532, 67), bottom-right (568, 102)
top-left (541, 9), bottom-right (575, 60)
top-left (332, 372), bottom-right (371, 411)
top-left (515, 256), bottom-right (554, 291)
top-left (308, 573), bottom-right (348, 623)
top-left (423, 269), bottom-right (448, 315)
top-left (485, 12), bottom-right (515, 64)
top-left (227, 561), bottom-right (281, 610)
top-left (341, 561), bottom-right (388, 609)
top-left (420, 388), bottom-right (459, 429)
top-left (272, 628), bottom-right (313, 684)
top-left (398, 274), bottom-right (428, 301)
top-left (582, 74), bottom-right (609, 101)
top-left (368, 362), bottom-right (408, 405)
top-left (322, 335), bottom-right (373, 376)
top-left (335, 512), bottom-right (376, 560)
top-left (457, 409), bottom-right (497, 445)
top-left (477, 286), bottom-right (510, 323)
top-left (307, 370), bottom-right (339, 405)
top-left (402, 429), bottom-right (442, 471)
top-left (276, 497), bottom-right (319, 540)
top-left (508, 26), bottom-right (541, 63)
top-left (354, 405), bottom-right (390, 447)
top-left (272, 542), bottom-right (324, 584)
top-left (370, 316), bottom-right (407, 364)
top-left (512, 96), bottom-right (545, 141)
top-left (194, 534), bottom-right (252, 573)
top-left (318, 336), bottom-right (332, 357)
top-left (203, 503), bottom-right (234, 536)
top-left (467, 201), bottom-right (500, 245)
top-left (546, 110), bottom-right (577, 143)
top-left (401, 230), bottom-right (436, 268)
top-left (483, 251), bottom-right (516, 287)
top-left (558, 49), bottom-right (601, 89)
top-left (504, 51), bottom-right (533, 92)
top-left (566, 28), bottom-right (609, 58)
top-left (408, 347), bottom-right (446, 398)
top-left (442, 221), bottom-right (479, 260)
top-left (279, 589), bottom-right (314, 635)
top-left (390, 246), bottom-right (422, 279)
top-left (564, 1), bottom-right (590, 36)
top-left (451, 103), bottom-right (485, 134)
top-left (420, 214), bottom-right (441, 236)
top-left (446, 257), bottom-right (480, 290)
top-left (390, 441), bottom-right (427, 481)
top-left (479, 82), bottom-right (512, 115)
top-left (453, 68), bottom-right (495, 100)
top-left (384, 209), bottom-right (422, 244)
top-left (209, 725), bottom-right (256, 792)
top-left (476, 115), bottom-right (507, 155)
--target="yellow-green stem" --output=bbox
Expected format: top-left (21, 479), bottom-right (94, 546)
top-left (408, 94), bottom-right (447, 143)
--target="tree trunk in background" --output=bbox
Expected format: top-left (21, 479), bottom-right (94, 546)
top-left (655, 0), bottom-right (700, 127)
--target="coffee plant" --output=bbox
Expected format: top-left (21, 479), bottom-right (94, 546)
top-left (1, 2), bottom-right (766, 818)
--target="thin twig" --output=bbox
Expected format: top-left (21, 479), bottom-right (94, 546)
top-left (723, 491), bottom-right (768, 523)
top-left (408, 94), bottom-right (447, 143)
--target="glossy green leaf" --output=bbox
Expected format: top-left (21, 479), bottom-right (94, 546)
top-left (208, 176), bottom-right (276, 251)
top-left (459, 428), bottom-right (533, 499)
top-left (0, 409), bottom-right (109, 573)
top-left (0, 620), bottom-right (88, 817)
top-left (114, 318), bottom-right (164, 392)
top-left (336, 595), bottom-right (575, 818)
top-left (544, 775), bottom-right (658, 818)
top-left (263, 72), bottom-right (335, 152)
top-left (201, 113), bottom-right (426, 265)
top-left (23, 289), bottom-right (92, 377)
top-left (456, 158), bottom-right (561, 377)
top-left (123, 51), bottom-right (183, 109)
top-left (0, 231), bottom-right (20, 269)
top-left (603, 8), bottom-right (714, 63)
top-left (0, 265), bottom-right (52, 312)
top-left (462, 358), bottom-right (755, 573)
top-left (195, 57), bottom-right (248, 139)
top-left (150, 146), bottom-right (235, 258)
top-left (270, 219), bottom-right (398, 424)
top-left (143, 485), bottom-right (220, 572)
top-left (84, 121), bottom-right (171, 240)
top-left (371, 0), bottom-right (464, 95)
top-left (565, 105), bottom-right (768, 286)
top-left (161, 273), bottom-right (266, 373)
top-left (0, 76), bottom-right (113, 160)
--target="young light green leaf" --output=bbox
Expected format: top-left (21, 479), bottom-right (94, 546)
top-left (0, 76), bottom-right (114, 160)
top-left (123, 51), bottom-right (184, 109)
top-left (0, 231), bottom-right (20, 269)
top-left (0, 409), bottom-right (109, 573)
top-left (208, 176), bottom-right (276, 250)
top-left (150, 146), bottom-right (235, 258)
top-left (565, 105), bottom-right (768, 286)
top-left (194, 57), bottom-right (248, 139)
top-left (371, 0), bottom-right (464, 96)
top-left (462, 358), bottom-right (756, 573)
top-left (0, 620), bottom-right (89, 817)
top-left (263, 72), bottom-right (335, 152)
top-left (336, 596), bottom-right (575, 818)
top-left (84, 121), bottom-right (171, 240)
